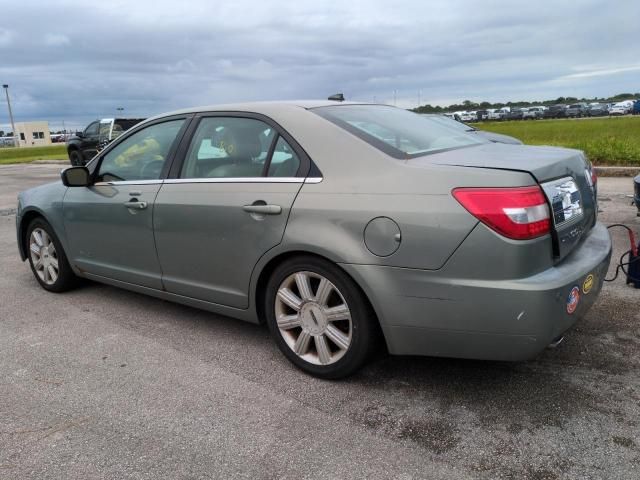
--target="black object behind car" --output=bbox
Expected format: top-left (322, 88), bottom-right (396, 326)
top-left (634, 174), bottom-right (640, 217)
top-left (588, 104), bottom-right (609, 117)
top-left (543, 105), bottom-right (567, 119)
top-left (67, 118), bottom-right (145, 166)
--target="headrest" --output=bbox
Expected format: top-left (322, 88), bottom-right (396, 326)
top-left (216, 126), bottom-right (262, 162)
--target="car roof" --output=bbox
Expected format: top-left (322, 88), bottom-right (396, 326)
top-left (144, 100), bottom-right (370, 123)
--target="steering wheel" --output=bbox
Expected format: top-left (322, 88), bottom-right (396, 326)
top-left (140, 160), bottom-right (164, 179)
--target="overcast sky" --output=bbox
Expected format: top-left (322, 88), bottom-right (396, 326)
top-left (1, 0), bottom-right (639, 131)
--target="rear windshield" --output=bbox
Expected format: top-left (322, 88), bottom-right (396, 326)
top-left (312, 105), bottom-right (484, 159)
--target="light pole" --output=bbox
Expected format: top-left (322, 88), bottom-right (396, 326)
top-left (2, 84), bottom-right (18, 147)
top-left (116, 107), bottom-right (124, 116)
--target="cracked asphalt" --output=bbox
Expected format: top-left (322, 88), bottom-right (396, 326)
top-left (1, 164), bottom-right (639, 479)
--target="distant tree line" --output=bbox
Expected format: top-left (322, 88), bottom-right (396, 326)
top-left (411, 92), bottom-right (640, 113)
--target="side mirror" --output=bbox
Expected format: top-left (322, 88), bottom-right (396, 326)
top-left (76, 131), bottom-right (84, 138)
top-left (61, 167), bottom-right (91, 187)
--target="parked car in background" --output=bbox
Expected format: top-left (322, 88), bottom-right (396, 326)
top-left (505, 108), bottom-right (525, 120)
top-left (0, 136), bottom-right (15, 147)
top-left (565, 103), bottom-right (589, 118)
top-left (460, 111), bottom-right (477, 122)
top-left (475, 110), bottom-right (489, 121)
top-left (610, 101), bottom-right (634, 116)
top-left (543, 105), bottom-right (567, 119)
top-left (487, 109), bottom-right (505, 121)
top-left (587, 103), bottom-right (609, 117)
top-left (67, 117), bottom-right (145, 166)
top-left (16, 101), bottom-right (611, 378)
top-left (422, 114), bottom-right (523, 144)
top-left (523, 106), bottom-right (545, 119)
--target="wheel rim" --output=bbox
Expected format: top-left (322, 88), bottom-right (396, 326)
top-left (275, 271), bottom-right (352, 366)
top-left (29, 228), bottom-right (59, 285)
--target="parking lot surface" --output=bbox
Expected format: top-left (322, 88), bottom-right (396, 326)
top-left (1, 164), bottom-right (639, 479)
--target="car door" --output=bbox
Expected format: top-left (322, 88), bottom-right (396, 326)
top-left (153, 114), bottom-right (308, 308)
top-left (63, 117), bottom-right (189, 289)
top-left (81, 121), bottom-right (101, 159)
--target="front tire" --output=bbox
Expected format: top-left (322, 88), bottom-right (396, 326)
top-left (26, 218), bottom-right (78, 292)
top-left (69, 149), bottom-right (84, 166)
top-left (264, 256), bottom-right (378, 379)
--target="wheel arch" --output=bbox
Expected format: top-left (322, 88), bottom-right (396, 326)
top-left (18, 208), bottom-right (47, 261)
top-left (253, 249), bottom-right (388, 351)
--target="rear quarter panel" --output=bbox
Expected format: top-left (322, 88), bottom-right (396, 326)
top-left (263, 108), bottom-right (539, 269)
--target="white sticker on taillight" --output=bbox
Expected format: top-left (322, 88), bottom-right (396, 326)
top-left (503, 204), bottom-right (550, 224)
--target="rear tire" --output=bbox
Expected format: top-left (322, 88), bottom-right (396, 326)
top-left (264, 256), bottom-right (378, 379)
top-left (26, 218), bottom-right (78, 293)
top-left (69, 149), bottom-right (84, 166)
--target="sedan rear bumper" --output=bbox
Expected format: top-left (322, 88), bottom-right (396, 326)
top-left (341, 222), bottom-right (612, 361)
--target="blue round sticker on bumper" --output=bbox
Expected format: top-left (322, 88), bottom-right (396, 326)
top-left (566, 286), bottom-right (580, 314)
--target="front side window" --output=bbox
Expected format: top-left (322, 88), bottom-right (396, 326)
top-left (84, 121), bottom-right (99, 136)
top-left (313, 105), bottom-right (484, 159)
top-left (96, 119), bottom-right (185, 182)
top-left (181, 117), bottom-right (275, 179)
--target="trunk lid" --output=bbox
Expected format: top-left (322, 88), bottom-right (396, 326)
top-left (425, 143), bottom-right (598, 260)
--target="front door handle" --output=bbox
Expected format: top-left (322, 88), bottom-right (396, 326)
top-left (242, 204), bottom-right (282, 215)
top-left (124, 200), bottom-right (148, 210)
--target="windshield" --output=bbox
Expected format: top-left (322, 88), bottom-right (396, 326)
top-left (312, 105), bottom-right (485, 159)
top-left (423, 114), bottom-right (476, 132)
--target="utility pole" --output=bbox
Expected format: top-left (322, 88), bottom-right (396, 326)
top-left (393, 90), bottom-right (397, 106)
top-left (116, 107), bottom-right (124, 116)
top-left (3, 84), bottom-right (18, 147)
top-left (418, 89), bottom-right (422, 107)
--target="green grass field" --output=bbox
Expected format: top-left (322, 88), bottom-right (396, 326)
top-left (0, 144), bottom-right (67, 165)
top-left (475, 116), bottom-right (640, 165)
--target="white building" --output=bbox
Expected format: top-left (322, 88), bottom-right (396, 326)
top-left (14, 121), bottom-right (51, 147)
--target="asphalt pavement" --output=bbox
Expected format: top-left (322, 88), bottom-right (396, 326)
top-left (1, 164), bottom-right (639, 479)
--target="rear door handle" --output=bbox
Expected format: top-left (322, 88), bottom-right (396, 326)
top-left (242, 204), bottom-right (282, 215)
top-left (124, 200), bottom-right (148, 210)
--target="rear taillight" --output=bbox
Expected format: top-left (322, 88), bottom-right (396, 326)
top-left (591, 168), bottom-right (597, 186)
top-left (452, 186), bottom-right (551, 240)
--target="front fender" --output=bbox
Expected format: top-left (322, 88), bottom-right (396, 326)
top-left (16, 182), bottom-right (69, 262)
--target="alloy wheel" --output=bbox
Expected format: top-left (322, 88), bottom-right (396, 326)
top-left (275, 271), bottom-right (352, 366)
top-left (29, 228), bottom-right (59, 285)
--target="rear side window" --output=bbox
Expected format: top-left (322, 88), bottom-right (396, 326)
top-left (268, 137), bottom-right (300, 177)
top-left (181, 117), bottom-right (275, 179)
top-left (312, 105), bottom-right (484, 159)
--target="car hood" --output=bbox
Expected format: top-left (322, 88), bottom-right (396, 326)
top-left (474, 130), bottom-right (523, 145)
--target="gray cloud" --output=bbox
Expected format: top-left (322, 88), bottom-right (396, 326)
top-left (0, 0), bottom-right (639, 130)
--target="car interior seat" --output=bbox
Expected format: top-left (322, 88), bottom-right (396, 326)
top-left (206, 126), bottom-right (264, 178)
